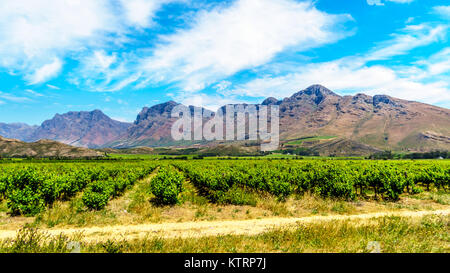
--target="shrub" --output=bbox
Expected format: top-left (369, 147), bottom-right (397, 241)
top-left (150, 167), bottom-right (184, 205)
top-left (82, 180), bottom-right (113, 210)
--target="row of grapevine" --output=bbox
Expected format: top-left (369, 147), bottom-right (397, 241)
top-left (150, 166), bottom-right (184, 205)
top-left (82, 164), bottom-right (157, 210)
top-left (0, 162), bottom-right (158, 215)
top-left (173, 160), bottom-right (449, 202)
top-left (0, 159), bottom-right (448, 214)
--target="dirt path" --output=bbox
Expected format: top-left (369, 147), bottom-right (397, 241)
top-left (1, 209), bottom-right (448, 242)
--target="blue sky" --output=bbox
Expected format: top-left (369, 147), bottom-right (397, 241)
top-left (0, 0), bottom-right (449, 125)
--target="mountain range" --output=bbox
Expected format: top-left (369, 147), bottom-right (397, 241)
top-left (0, 123), bottom-right (38, 140)
top-left (0, 136), bottom-right (103, 158)
top-left (1, 85), bottom-right (449, 155)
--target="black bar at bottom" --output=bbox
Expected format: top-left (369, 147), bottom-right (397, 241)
top-left (0, 253), bottom-right (446, 272)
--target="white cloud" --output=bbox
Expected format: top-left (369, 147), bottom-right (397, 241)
top-left (214, 81), bottom-right (232, 91)
top-left (25, 89), bottom-right (44, 97)
top-left (92, 50), bottom-right (117, 70)
top-left (367, 0), bottom-right (414, 6)
top-left (46, 84), bottom-right (61, 90)
top-left (0, 100), bottom-right (4, 105)
top-left (119, 0), bottom-right (179, 28)
top-left (367, 0), bottom-right (384, 5)
top-left (26, 58), bottom-right (63, 84)
top-left (389, 0), bottom-right (414, 3)
top-left (173, 92), bottom-right (252, 112)
top-left (111, 116), bottom-right (132, 123)
top-left (364, 24), bottom-right (446, 61)
top-left (0, 0), bottom-right (176, 85)
top-left (413, 48), bottom-right (450, 78)
top-left (433, 6), bottom-right (450, 19)
top-left (0, 0), bottom-right (120, 83)
top-left (405, 17), bottom-right (415, 24)
top-left (76, 50), bottom-right (118, 83)
top-left (108, 73), bottom-right (142, 92)
top-left (0, 91), bottom-right (32, 102)
top-left (228, 24), bottom-right (450, 106)
top-left (139, 0), bottom-right (353, 92)
top-left (70, 50), bottom-right (136, 91)
top-left (232, 61), bottom-right (450, 105)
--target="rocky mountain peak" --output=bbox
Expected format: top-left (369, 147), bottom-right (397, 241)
top-left (290, 84), bottom-right (340, 105)
top-left (262, 97), bottom-right (279, 105)
top-left (27, 109), bottom-right (131, 148)
top-left (135, 101), bottom-right (180, 125)
top-left (373, 95), bottom-right (398, 107)
top-left (300, 84), bottom-right (338, 96)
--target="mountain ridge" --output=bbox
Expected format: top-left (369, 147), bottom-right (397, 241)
top-left (25, 109), bottom-right (132, 148)
top-left (1, 84), bottom-right (449, 154)
top-left (0, 122), bottom-right (38, 140)
top-left (0, 136), bottom-right (103, 158)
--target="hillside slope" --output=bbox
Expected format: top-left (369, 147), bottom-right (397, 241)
top-left (0, 136), bottom-right (103, 158)
top-left (110, 101), bottom-right (213, 148)
top-left (277, 85), bottom-right (450, 152)
top-left (0, 123), bottom-right (38, 140)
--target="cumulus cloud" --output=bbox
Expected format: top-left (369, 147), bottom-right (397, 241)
top-left (0, 0), bottom-right (352, 93)
top-left (138, 0), bottom-right (353, 92)
top-left (0, 0), bottom-right (177, 85)
top-left (119, 0), bottom-right (181, 28)
top-left (1, 0), bottom-right (447, 110)
top-left (0, 0), bottom-right (119, 83)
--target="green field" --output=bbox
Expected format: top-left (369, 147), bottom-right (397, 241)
top-left (286, 136), bottom-right (337, 145)
top-left (1, 159), bottom-right (448, 215)
top-left (0, 157), bottom-right (448, 253)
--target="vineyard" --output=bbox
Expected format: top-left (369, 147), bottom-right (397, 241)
top-left (0, 162), bottom-right (158, 215)
top-left (0, 159), bottom-right (449, 216)
top-left (173, 160), bottom-right (449, 203)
